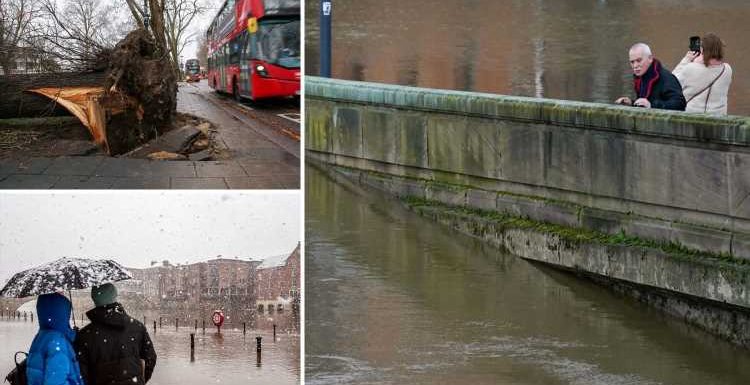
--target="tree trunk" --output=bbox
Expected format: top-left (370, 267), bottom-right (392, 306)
top-left (0, 72), bottom-right (107, 118)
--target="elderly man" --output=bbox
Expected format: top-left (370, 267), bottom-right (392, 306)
top-left (615, 43), bottom-right (686, 110)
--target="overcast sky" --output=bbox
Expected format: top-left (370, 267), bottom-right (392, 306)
top-left (0, 192), bottom-right (300, 285)
top-left (184, 1), bottom-right (220, 60)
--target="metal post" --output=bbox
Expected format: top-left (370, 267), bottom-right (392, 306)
top-left (153, 321), bottom-right (156, 333)
top-left (273, 324), bottom-right (276, 341)
top-left (256, 336), bottom-right (262, 366)
top-left (176, 318), bottom-right (179, 330)
top-left (159, 317), bottom-right (162, 328)
top-left (30, 313), bottom-right (34, 323)
top-left (202, 319), bottom-right (205, 334)
top-left (195, 319), bottom-right (198, 331)
top-left (319, 0), bottom-right (332, 77)
top-left (24, 312), bottom-right (27, 321)
top-left (143, 316), bottom-right (146, 325)
top-left (243, 322), bottom-right (246, 335)
top-left (190, 333), bottom-right (195, 362)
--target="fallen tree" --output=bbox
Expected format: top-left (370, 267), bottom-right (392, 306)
top-left (0, 28), bottom-right (177, 155)
top-left (0, 71), bottom-right (107, 118)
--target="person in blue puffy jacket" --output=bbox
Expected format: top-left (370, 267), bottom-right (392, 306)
top-left (26, 293), bottom-right (85, 385)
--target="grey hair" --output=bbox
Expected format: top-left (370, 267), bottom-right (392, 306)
top-left (630, 43), bottom-right (652, 56)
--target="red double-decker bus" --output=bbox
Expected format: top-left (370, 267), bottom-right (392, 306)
top-left (207, 0), bottom-right (300, 101)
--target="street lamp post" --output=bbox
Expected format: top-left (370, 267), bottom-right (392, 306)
top-left (320, 0), bottom-right (332, 77)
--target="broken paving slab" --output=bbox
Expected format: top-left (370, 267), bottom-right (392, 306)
top-left (188, 149), bottom-right (213, 161)
top-left (127, 125), bottom-right (202, 158)
top-left (147, 151), bottom-right (188, 161)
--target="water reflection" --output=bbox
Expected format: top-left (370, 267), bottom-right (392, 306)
top-left (0, 317), bottom-right (299, 385)
top-left (305, 165), bottom-right (750, 384)
top-left (305, 0), bottom-right (750, 115)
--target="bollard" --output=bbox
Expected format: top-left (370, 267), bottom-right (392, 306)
top-left (143, 316), bottom-right (146, 325)
top-left (195, 319), bottom-right (198, 331)
top-left (256, 336), bottom-right (262, 366)
top-left (273, 324), bottom-right (276, 341)
top-left (159, 317), bottom-right (162, 328)
top-left (176, 318), bottom-right (179, 330)
top-left (153, 321), bottom-right (156, 333)
top-left (190, 333), bottom-right (195, 362)
top-left (24, 312), bottom-right (27, 321)
top-left (30, 313), bottom-right (34, 323)
top-left (243, 322), bottom-right (246, 335)
top-left (202, 319), bottom-right (205, 334)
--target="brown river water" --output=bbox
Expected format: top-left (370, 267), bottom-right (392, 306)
top-left (305, 0), bottom-right (750, 116)
top-left (305, 165), bottom-right (750, 384)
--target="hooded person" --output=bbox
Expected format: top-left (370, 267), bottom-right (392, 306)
top-left (26, 292), bottom-right (85, 385)
top-left (74, 283), bottom-right (157, 385)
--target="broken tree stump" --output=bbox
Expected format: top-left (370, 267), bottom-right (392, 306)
top-left (0, 72), bottom-right (108, 118)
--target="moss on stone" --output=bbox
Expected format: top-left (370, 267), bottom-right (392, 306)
top-left (401, 195), bottom-right (750, 271)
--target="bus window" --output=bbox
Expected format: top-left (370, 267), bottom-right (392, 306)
top-left (239, 31), bottom-right (249, 62)
top-left (256, 19), bottom-right (300, 68)
top-left (229, 38), bottom-right (241, 65)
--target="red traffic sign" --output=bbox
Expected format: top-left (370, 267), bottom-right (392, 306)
top-left (212, 310), bottom-right (225, 327)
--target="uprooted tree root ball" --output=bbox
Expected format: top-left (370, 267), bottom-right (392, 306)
top-left (102, 28), bottom-right (178, 155)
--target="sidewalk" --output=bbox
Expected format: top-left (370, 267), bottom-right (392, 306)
top-left (0, 83), bottom-right (300, 189)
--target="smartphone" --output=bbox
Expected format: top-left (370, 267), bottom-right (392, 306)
top-left (689, 36), bottom-right (701, 53)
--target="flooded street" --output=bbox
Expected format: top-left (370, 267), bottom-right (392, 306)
top-left (305, 165), bottom-right (750, 385)
top-left (0, 317), bottom-right (299, 385)
top-left (305, 0), bottom-right (750, 116)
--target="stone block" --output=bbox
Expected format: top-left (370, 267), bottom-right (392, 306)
top-left (362, 108), bottom-right (398, 164)
top-left (467, 189), bottom-right (497, 211)
top-left (304, 99), bottom-right (333, 152)
top-left (579, 207), bottom-right (628, 235)
top-left (670, 222), bottom-right (732, 255)
top-left (620, 217), bottom-right (673, 245)
top-left (398, 114), bottom-right (428, 168)
top-left (332, 107), bottom-right (363, 158)
top-left (426, 184), bottom-right (466, 207)
top-left (730, 234), bottom-right (750, 261)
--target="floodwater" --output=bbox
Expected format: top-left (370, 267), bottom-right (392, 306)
top-left (305, 0), bottom-right (750, 116)
top-left (0, 316), bottom-right (299, 385)
top-left (305, 165), bottom-right (750, 384)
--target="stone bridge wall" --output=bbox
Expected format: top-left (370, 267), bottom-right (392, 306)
top-left (306, 76), bottom-right (750, 259)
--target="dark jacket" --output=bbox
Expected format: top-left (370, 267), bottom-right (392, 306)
top-left (27, 293), bottom-right (85, 385)
top-left (74, 303), bottom-right (157, 385)
top-left (633, 59), bottom-right (687, 110)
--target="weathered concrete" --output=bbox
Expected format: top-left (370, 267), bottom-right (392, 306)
top-left (306, 76), bottom-right (750, 258)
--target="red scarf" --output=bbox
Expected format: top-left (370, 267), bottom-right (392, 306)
top-left (633, 59), bottom-right (661, 99)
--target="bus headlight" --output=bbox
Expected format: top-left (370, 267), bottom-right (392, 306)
top-left (254, 64), bottom-right (268, 77)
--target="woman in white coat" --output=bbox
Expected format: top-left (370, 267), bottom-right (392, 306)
top-left (673, 33), bottom-right (733, 116)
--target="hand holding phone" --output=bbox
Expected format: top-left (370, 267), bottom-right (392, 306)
top-left (689, 36), bottom-right (701, 53)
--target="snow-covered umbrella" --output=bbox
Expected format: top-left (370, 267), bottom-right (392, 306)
top-left (0, 257), bottom-right (132, 327)
top-left (0, 257), bottom-right (132, 298)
